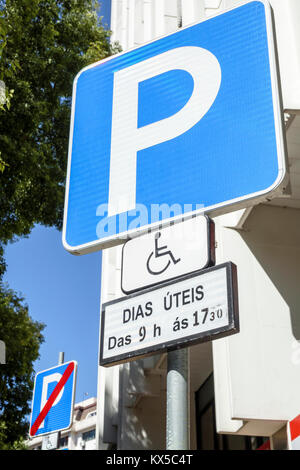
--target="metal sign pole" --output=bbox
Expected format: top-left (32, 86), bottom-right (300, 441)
top-left (56, 352), bottom-right (64, 448)
top-left (58, 352), bottom-right (65, 365)
top-left (0, 340), bottom-right (5, 364)
top-left (166, 348), bottom-right (189, 450)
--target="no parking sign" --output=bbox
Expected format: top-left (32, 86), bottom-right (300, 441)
top-left (29, 361), bottom-right (77, 437)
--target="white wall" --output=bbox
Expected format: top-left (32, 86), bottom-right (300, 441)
top-left (213, 204), bottom-right (300, 435)
top-left (110, 0), bottom-right (300, 111)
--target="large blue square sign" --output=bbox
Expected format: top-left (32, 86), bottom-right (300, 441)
top-left (29, 362), bottom-right (77, 437)
top-left (63, 0), bottom-right (287, 254)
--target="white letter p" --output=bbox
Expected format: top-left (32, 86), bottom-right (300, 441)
top-left (108, 46), bottom-right (221, 217)
top-left (39, 373), bottom-right (64, 429)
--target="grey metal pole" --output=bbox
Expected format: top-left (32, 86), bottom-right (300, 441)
top-left (0, 340), bottom-right (5, 364)
top-left (56, 352), bottom-right (65, 447)
top-left (166, 348), bottom-right (189, 450)
top-left (58, 352), bottom-right (65, 365)
top-left (177, 0), bottom-right (183, 28)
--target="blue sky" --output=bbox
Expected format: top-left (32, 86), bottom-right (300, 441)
top-left (3, 1), bottom-right (112, 405)
top-left (4, 226), bottom-right (102, 403)
top-left (99, 0), bottom-right (111, 30)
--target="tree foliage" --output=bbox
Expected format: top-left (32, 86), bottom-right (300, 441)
top-left (0, 0), bottom-right (120, 245)
top-left (0, 283), bottom-right (44, 448)
top-left (0, 0), bottom-right (120, 448)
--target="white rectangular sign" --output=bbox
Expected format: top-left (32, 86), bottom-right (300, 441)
top-left (121, 216), bottom-right (215, 294)
top-left (100, 263), bottom-right (239, 367)
top-left (42, 432), bottom-right (59, 450)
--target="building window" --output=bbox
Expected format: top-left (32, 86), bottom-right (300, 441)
top-left (82, 429), bottom-right (95, 442)
top-left (58, 435), bottom-right (69, 449)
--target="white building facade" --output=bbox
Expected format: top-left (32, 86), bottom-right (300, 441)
top-left (95, 0), bottom-right (300, 450)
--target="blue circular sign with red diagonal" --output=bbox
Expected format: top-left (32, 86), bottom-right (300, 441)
top-left (29, 361), bottom-right (77, 437)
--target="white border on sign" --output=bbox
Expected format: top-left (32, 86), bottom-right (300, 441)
top-left (62, 0), bottom-right (288, 255)
top-left (29, 360), bottom-right (78, 438)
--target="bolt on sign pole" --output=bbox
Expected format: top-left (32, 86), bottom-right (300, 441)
top-left (166, 348), bottom-right (189, 450)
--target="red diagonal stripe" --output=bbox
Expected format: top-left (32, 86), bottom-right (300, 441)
top-left (30, 362), bottom-right (75, 436)
top-left (290, 414), bottom-right (300, 442)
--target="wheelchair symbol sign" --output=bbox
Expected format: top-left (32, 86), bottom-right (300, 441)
top-left (146, 232), bottom-right (181, 276)
top-left (121, 216), bottom-right (215, 294)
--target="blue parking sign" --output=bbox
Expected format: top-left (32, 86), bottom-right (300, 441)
top-left (29, 361), bottom-right (77, 437)
top-left (63, 0), bottom-right (287, 254)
